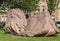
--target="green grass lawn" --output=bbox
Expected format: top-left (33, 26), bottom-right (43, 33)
top-left (0, 28), bottom-right (60, 41)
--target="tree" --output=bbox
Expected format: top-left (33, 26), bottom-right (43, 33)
top-left (3, 0), bottom-right (40, 12)
top-left (47, 0), bottom-right (56, 14)
top-left (0, 0), bottom-right (4, 6)
top-left (47, 0), bottom-right (60, 14)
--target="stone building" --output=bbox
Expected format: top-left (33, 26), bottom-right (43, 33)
top-left (39, 0), bottom-right (48, 12)
top-left (52, 1), bottom-right (60, 21)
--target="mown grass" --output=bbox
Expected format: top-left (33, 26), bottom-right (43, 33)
top-left (0, 28), bottom-right (60, 41)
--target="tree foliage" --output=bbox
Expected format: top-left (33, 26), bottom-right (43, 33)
top-left (0, 0), bottom-right (4, 6)
top-left (47, 0), bottom-right (60, 14)
top-left (47, 0), bottom-right (56, 14)
top-left (0, 0), bottom-right (40, 12)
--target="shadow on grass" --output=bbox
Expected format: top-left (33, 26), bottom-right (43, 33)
top-left (34, 34), bottom-right (57, 37)
top-left (0, 26), bottom-right (4, 30)
top-left (23, 33), bottom-right (58, 38)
